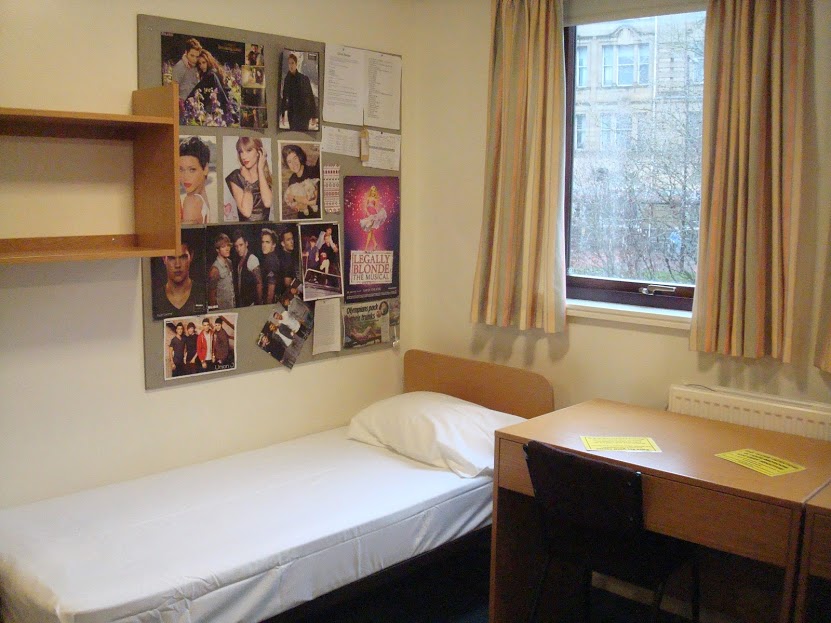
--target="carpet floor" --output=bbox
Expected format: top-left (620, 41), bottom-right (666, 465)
top-left (294, 544), bottom-right (694, 623)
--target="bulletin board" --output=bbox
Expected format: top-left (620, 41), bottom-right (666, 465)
top-left (137, 15), bottom-right (402, 390)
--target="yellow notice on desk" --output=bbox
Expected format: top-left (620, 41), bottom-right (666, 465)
top-left (581, 436), bottom-right (662, 452)
top-left (716, 449), bottom-right (806, 477)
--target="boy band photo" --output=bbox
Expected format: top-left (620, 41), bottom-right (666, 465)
top-left (164, 313), bottom-right (237, 380)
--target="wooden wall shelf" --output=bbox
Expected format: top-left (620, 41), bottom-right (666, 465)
top-left (0, 85), bottom-right (180, 264)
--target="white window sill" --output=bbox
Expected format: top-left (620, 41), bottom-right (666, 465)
top-left (566, 299), bottom-right (692, 331)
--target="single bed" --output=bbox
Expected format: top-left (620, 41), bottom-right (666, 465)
top-left (0, 350), bottom-right (553, 623)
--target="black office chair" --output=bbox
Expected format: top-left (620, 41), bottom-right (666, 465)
top-left (523, 440), bottom-right (700, 623)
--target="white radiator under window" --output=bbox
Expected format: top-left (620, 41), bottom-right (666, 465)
top-left (667, 384), bottom-right (831, 441)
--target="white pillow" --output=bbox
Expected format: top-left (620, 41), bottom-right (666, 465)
top-left (347, 391), bottom-right (525, 478)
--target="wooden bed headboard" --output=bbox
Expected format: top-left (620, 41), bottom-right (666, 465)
top-left (403, 350), bottom-right (554, 418)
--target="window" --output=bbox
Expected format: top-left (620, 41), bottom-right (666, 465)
top-left (617, 44), bottom-right (635, 84)
top-left (599, 113), bottom-right (631, 149)
top-left (565, 12), bottom-right (706, 311)
top-left (688, 51), bottom-right (704, 84)
top-left (576, 46), bottom-right (588, 87)
top-left (600, 113), bottom-right (613, 147)
top-left (575, 114), bottom-right (586, 149)
top-left (616, 114), bottom-right (632, 148)
top-left (602, 45), bottom-right (614, 86)
top-left (602, 43), bottom-right (650, 87)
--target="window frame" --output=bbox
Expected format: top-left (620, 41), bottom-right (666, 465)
top-left (563, 27), bottom-right (695, 312)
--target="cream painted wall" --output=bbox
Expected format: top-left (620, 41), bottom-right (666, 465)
top-left (407, 0), bottom-right (831, 409)
top-left (0, 0), bottom-right (416, 508)
top-left (1, 0), bottom-right (829, 509)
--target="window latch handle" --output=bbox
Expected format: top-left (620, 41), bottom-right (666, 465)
top-left (638, 284), bottom-right (676, 296)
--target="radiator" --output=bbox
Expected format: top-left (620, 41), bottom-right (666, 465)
top-left (667, 384), bottom-right (831, 441)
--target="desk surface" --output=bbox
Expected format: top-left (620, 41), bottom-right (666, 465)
top-left (498, 399), bottom-right (831, 508)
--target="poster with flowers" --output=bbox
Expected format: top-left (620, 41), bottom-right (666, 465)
top-left (343, 176), bottom-right (400, 303)
top-left (161, 32), bottom-right (249, 128)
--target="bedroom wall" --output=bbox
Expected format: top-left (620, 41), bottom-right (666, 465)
top-left (407, 0), bottom-right (831, 409)
top-left (0, 0), bottom-right (415, 508)
top-left (2, 0), bottom-right (829, 510)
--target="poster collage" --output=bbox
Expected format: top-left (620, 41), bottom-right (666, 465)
top-left (156, 32), bottom-right (399, 382)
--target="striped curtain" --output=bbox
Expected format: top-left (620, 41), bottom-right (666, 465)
top-left (470, 0), bottom-right (567, 333)
top-left (690, 0), bottom-right (808, 361)
top-left (817, 246), bottom-right (831, 370)
top-left (818, 325), bottom-right (831, 374)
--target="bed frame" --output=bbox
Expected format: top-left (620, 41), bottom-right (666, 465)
top-left (265, 349), bottom-right (554, 622)
top-left (403, 349), bottom-right (555, 418)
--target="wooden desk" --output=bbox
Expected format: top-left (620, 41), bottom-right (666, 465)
top-left (794, 484), bottom-right (831, 622)
top-left (490, 399), bottom-right (831, 623)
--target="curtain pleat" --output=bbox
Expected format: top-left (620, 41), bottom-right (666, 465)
top-left (690, 0), bottom-right (807, 361)
top-left (471, 0), bottom-right (566, 333)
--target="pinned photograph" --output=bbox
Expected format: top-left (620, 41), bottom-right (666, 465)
top-left (241, 87), bottom-right (265, 108)
top-left (385, 296), bottom-right (400, 327)
top-left (278, 50), bottom-right (320, 132)
top-left (223, 225), bottom-right (263, 307)
top-left (245, 43), bottom-right (265, 67)
top-left (161, 33), bottom-right (244, 127)
top-left (256, 299), bottom-right (313, 369)
top-left (164, 313), bottom-right (237, 380)
top-left (278, 141), bottom-right (322, 221)
top-left (300, 222), bottom-right (343, 301)
top-left (205, 227), bottom-right (237, 310)
top-left (241, 107), bottom-right (267, 129)
top-left (222, 136), bottom-right (274, 222)
top-left (258, 223), bottom-right (301, 306)
top-left (179, 135), bottom-right (217, 225)
top-left (242, 66), bottom-right (265, 88)
top-left (343, 300), bottom-right (390, 349)
top-left (203, 223), bottom-right (301, 309)
top-left (151, 228), bottom-right (207, 320)
top-left (240, 56), bottom-right (267, 127)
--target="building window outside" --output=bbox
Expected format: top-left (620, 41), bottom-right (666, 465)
top-left (600, 113), bottom-right (613, 147)
top-left (599, 113), bottom-right (631, 148)
top-left (575, 113), bottom-right (586, 149)
top-left (616, 114), bottom-right (632, 148)
top-left (617, 44), bottom-right (636, 85)
top-left (602, 45), bottom-right (614, 86)
top-left (602, 43), bottom-right (650, 87)
top-left (689, 52), bottom-right (704, 84)
top-left (567, 12), bottom-right (706, 310)
top-left (638, 44), bottom-right (650, 85)
top-left (576, 46), bottom-right (588, 87)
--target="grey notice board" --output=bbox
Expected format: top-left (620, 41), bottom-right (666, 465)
top-left (138, 15), bottom-right (401, 390)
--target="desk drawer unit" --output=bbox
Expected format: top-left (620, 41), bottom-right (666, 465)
top-left (808, 513), bottom-right (831, 580)
top-left (641, 477), bottom-right (793, 566)
top-left (497, 438), bottom-right (795, 567)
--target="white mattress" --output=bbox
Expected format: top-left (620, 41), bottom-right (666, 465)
top-left (0, 427), bottom-right (493, 623)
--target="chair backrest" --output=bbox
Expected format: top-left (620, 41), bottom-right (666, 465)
top-left (524, 440), bottom-right (644, 538)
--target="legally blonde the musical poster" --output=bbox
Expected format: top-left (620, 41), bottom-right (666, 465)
top-left (343, 176), bottom-right (400, 303)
